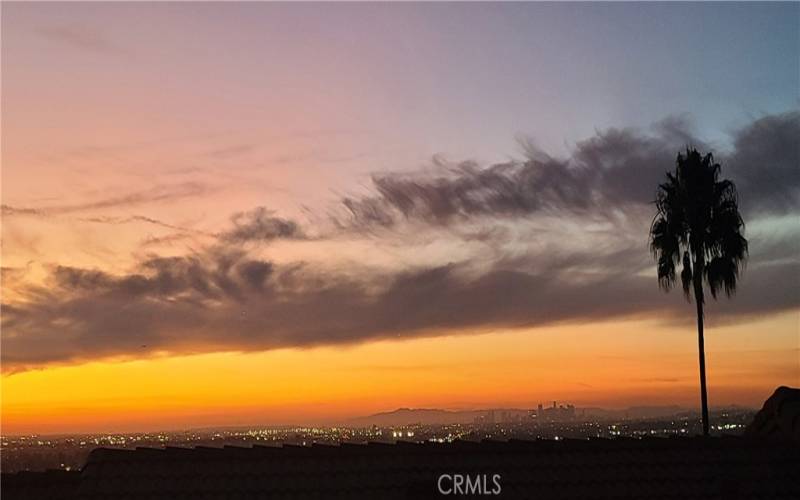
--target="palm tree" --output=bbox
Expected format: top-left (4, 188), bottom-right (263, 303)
top-left (649, 148), bottom-right (748, 436)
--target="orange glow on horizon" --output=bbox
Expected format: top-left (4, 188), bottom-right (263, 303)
top-left (3, 313), bottom-right (797, 435)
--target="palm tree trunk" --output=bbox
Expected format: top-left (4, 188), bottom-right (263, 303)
top-left (693, 276), bottom-right (710, 436)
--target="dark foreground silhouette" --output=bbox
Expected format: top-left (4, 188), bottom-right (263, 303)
top-left (3, 387), bottom-right (798, 500)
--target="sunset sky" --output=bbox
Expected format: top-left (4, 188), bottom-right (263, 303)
top-left (2, 2), bottom-right (798, 435)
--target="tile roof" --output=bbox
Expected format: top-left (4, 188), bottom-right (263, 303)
top-left (4, 436), bottom-right (798, 500)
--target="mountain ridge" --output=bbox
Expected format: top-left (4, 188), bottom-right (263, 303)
top-left (343, 404), bottom-right (753, 426)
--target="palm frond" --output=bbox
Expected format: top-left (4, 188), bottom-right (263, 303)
top-left (650, 147), bottom-right (748, 302)
top-left (680, 251), bottom-right (693, 299)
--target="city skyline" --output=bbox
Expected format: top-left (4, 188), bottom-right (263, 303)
top-left (2, 2), bottom-right (798, 435)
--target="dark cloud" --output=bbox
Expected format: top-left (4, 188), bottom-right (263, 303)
top-left (336, 112), bottom-right (795, 229)
top-left (725, 111), bottom-right (800, 216)
top-left (2, 240), bottom-right (796, 371)
top-left (219, 207), bottom-right (305, 243)
top-left (336, 129), bottom-right (680, 229)
top-left (339, 159), bottom-right (585, 228)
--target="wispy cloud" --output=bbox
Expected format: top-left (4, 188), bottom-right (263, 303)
top-left (205, 144), bottom-right (256, 160)
top-left (37, 24), bottom-right (130, 56)
top-left (80, 215), bottom-right (194, 232)
top-left (2, 182), bottom-right (212, 217)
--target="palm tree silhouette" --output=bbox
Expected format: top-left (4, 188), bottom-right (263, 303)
top-left (649, 149), bottom-right (748, 436)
